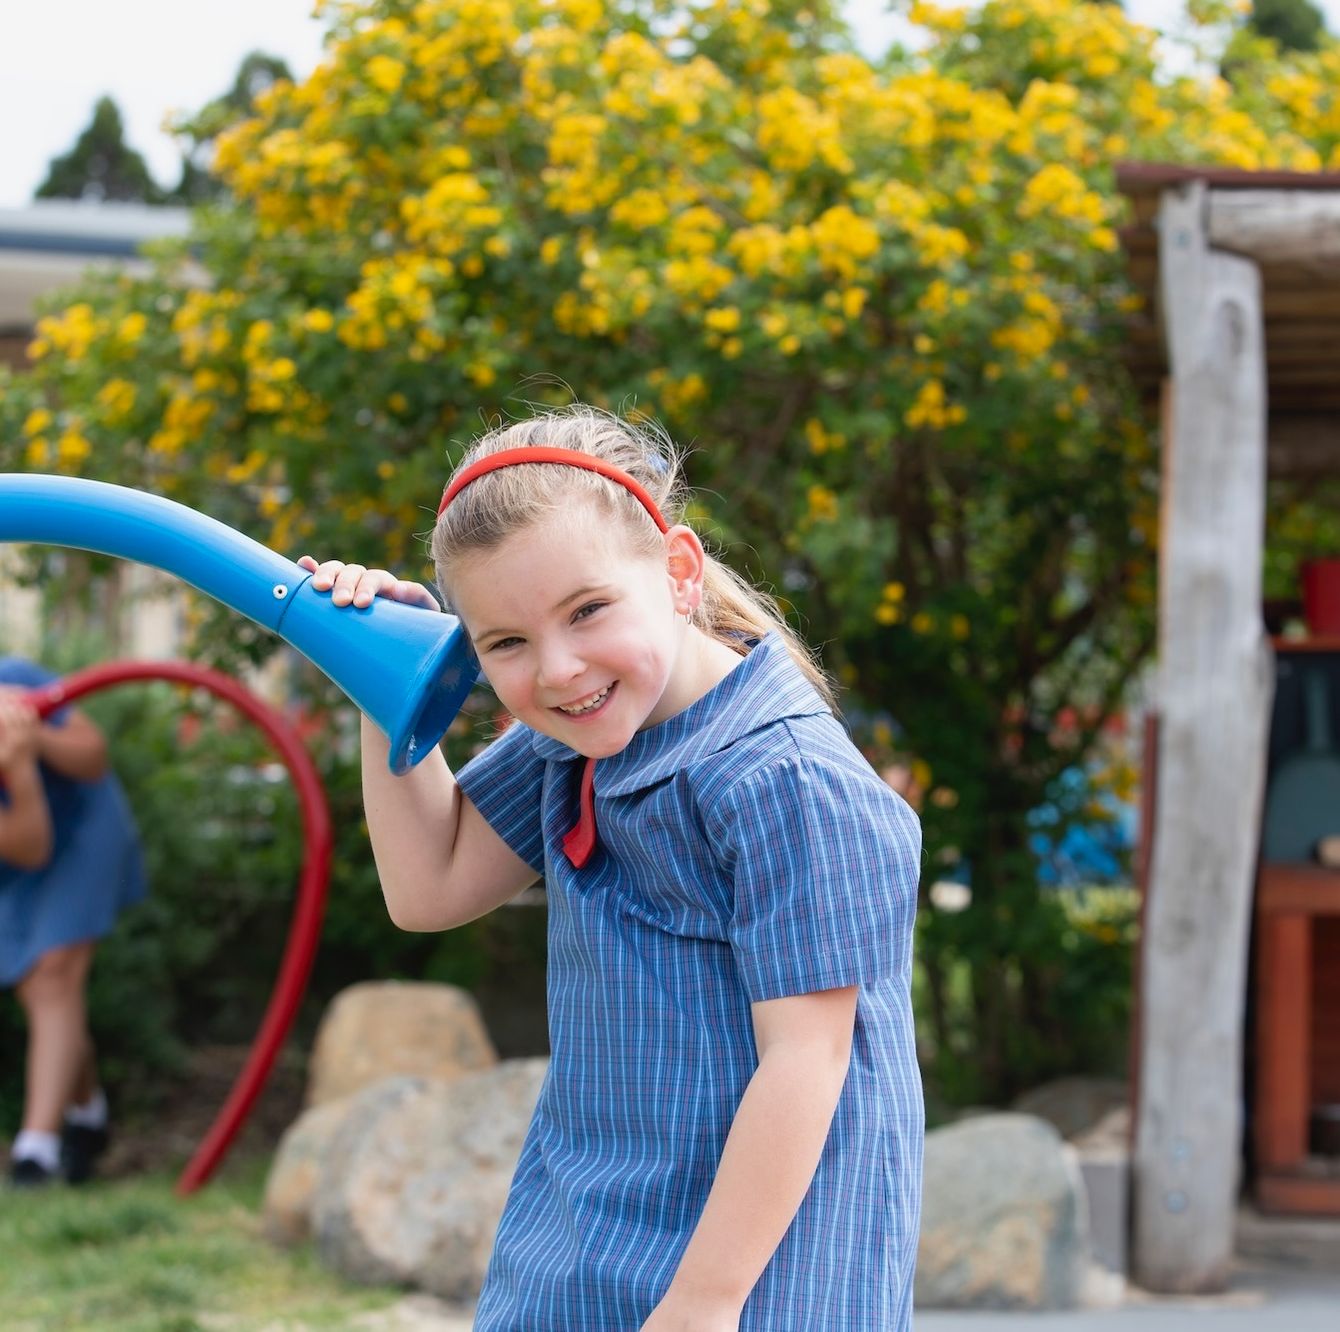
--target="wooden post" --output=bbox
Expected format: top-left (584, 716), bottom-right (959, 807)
top-left (1132, 182), bottom-right (1274, 1291)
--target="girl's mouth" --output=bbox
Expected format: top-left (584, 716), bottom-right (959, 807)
top-left (554, 683), bottom-right (615, 718)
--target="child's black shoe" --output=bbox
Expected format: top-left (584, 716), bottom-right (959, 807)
top-left (60, 1122), bottom-right (109, 1185)
top-left (8, 1156), bottom-right (59, 1189)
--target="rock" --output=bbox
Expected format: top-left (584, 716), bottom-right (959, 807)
top-left (306, 981), bottom-right (498, 1107)
top-left (312, 1060), bottom-right (548, 1302)
top-left (1071, 1103), bottom-right (1131, 1154)
top-left (1012, 1077), bottom-right (1129, 1141)
top-left (262, 1096), bottom-right (355, 1246)
top-left (917, 1112), bottom-right (1090, 1309)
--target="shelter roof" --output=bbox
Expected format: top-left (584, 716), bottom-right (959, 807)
top-left (1117, 163), bottom-right (1340, 471)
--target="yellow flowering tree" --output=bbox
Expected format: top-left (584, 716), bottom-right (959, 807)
top-left (4, 0), bottom-right (1337, 1099)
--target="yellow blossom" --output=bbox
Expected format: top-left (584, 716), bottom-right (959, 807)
top-left (366, 55), bottom-right (406, 94)
top-left (704, 306), bottom-right (741, 334)
top-left (810, 205), bottom-right (880, 280)
top-left (96, 379), bottom-right (137, 421)
top-left (56, 427), bottom-right (92, 467)
top-left (610, 189), bottom-right (670, 231)
top-left (224, 450), bottom-right (268, 484)
top-left (117, 312), bottom-right (148, 344)
top-left (806, 485), bottom-right (840, 524)
top-left (905, 379), bottom-right (966, 430)
top-left (804, 418), bottom-right (846, 454)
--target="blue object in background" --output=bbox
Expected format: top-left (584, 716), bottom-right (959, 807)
top-left (1028, 764), bottom-right (1138, 888)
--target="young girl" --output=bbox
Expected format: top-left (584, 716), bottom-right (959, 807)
top-left (300, 407), bottom-right (923, 1330)
top-left (1, 660), bottom-right (145, 1188)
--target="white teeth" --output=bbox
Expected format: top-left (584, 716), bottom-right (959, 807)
top-left (558, 686), bottom-right (610, 715)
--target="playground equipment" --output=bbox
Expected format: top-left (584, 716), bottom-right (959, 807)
top-left (0, 475), bottom-right (476, 773)
top-left (0, 473), bottom-right (479, 1191)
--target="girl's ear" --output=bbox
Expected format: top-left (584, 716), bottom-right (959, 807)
top-left (664, 525), bottom-right (706, 613)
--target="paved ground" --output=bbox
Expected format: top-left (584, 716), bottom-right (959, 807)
top-left (918, 1264), bottom-right (1340, 1330)
top-left (357, 1211), bottom-right (1340, 1331)
top-left (361, 1264), bottom-right (1340, 1331)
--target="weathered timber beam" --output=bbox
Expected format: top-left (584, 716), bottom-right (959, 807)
top-left (1208, 189), bottom-right (1340, 269)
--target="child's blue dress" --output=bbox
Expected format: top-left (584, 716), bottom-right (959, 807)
top-left (0, 657), bottom-right (146, 987)
top-left (458, 633), bottom-right (923, 1330)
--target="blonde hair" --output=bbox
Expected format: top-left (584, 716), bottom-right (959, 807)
top-left (430, 406), bottom-right (836, 709)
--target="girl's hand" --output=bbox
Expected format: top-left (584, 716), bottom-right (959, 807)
top-left (639, 1293), bottom-right (741, 1332)
top-left (0, 691), bottom-right (41, 771)
top-left (297, 556), bottom-right (440, 611)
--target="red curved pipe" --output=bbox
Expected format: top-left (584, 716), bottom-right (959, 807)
top-left (27, 660), bottom-right (333, 1195)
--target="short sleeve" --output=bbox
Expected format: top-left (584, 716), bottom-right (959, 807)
top-left (455, 720), bottom-right (547, 874)
top-left (713, 755), bottom-right (922, 1003)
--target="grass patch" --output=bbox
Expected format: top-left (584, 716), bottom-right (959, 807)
top-left (0, 1163), bottom-right (404, 1331)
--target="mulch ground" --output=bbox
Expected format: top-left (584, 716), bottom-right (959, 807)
top-left (102, 1042), bottom-right (307, 1180)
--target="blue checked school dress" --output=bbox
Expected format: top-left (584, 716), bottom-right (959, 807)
top-left (0, 658), bottom-right (146, 988)
top-left (457, 633), bottom-right (923, 1331)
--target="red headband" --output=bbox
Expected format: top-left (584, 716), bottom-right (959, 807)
top-left (437, 446), bottom-right (669, 532)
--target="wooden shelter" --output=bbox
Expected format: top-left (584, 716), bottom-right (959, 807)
top-left (1118, 163), bottom-right (1340, 1292)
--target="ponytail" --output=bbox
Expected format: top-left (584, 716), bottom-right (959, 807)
top-left (698, 556), bottom-right (836, 710)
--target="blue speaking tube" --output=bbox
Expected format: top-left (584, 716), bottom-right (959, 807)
top-left (0, 474), bottom-right (478, 773)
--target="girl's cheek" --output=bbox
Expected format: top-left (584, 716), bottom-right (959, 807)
top-left (485, 667), bottom-right (525, 711)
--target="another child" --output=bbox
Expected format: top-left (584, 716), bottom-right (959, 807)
top-left (0, 658), bottom-right (146, 1188)
top-left (300, 407), bottom-right (923, 1330)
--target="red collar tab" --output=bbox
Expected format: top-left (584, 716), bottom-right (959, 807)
top-left (561, 755), bottom-right (598, 868)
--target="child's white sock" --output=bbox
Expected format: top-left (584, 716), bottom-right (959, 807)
top-left (11, 1130), bottom-right (61, 1171)
top-left (64, 1087), bottom-right (108, 1129)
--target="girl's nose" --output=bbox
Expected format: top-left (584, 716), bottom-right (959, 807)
top-left (535, 641), bottom-right (583, 691)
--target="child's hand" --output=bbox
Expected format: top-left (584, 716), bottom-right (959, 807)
top-left (0, 691), bottom-right (41, 772)
top-left (297, 556), bottom-right (441, 611)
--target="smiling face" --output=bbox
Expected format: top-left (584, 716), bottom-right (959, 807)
top-left (447, 510), bottom-right (726, 756)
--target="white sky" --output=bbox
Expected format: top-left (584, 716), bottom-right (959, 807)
top-left (1, 1), bottom-right (1337, 208)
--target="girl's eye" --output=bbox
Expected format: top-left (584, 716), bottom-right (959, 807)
top-left (573, 601), bottom-right (606, 622)
top-left (487, 636), bottom-right (523, 652)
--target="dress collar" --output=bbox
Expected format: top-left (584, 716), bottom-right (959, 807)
top-left (526, 633), bottom-right (830, 796)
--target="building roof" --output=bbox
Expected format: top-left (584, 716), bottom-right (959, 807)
top-left (0, 201), bottom-right (190, 331)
